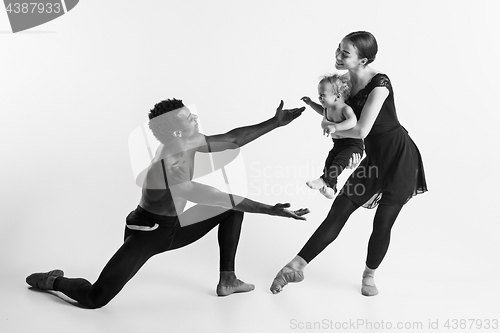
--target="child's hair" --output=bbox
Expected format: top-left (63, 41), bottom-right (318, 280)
top-left (319, 74), bottom-right (350, 100)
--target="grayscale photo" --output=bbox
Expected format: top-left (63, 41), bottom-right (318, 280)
top-left (1, 1), bottom-right (499, 332)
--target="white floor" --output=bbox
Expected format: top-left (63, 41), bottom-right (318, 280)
top-left (2, 199), bottom-right (499, 333)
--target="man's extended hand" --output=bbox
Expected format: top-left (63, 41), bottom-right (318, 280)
top-left (270, 203), bottom-right (310, 220)
top-left (274, 100), bottom-right (305, 127)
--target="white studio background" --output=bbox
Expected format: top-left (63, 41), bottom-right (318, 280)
top-left (1, 1), bottom-right (499, 332)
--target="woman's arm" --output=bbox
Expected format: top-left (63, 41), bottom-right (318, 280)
top-left (333, 105), bottom-right (357, 131)
top-left (333, 87), bottom-right (389, 139)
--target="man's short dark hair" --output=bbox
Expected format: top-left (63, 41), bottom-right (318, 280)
top-left (148, 98), bottom-right (185, 144)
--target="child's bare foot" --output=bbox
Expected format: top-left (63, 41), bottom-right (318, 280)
top-left (216, 271), bottom-right (255, 296)
top-left (319, 186), bottom-right (336, 199)
top-left (306, 178), bottom-right (326, 190)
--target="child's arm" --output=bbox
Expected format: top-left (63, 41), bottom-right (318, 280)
top-left (301, 97), bottom-right (324, 116)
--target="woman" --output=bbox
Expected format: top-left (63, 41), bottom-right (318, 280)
top-left (270, 31), bottom-right (427, 296)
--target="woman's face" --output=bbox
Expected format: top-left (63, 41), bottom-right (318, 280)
top-left (335, 39), bottom-right (364, 70)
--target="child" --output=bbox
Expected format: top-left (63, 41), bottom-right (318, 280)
top-left (302, 74), bottom-right (364, 198)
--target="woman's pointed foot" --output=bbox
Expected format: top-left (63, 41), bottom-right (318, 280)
top-left (270, 266), bottom-right (304, 294)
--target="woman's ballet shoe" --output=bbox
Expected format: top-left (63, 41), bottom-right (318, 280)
top-left (270, 266), bottom-right (304, 294)
top-left (361, 278), bottom-right (379, 296)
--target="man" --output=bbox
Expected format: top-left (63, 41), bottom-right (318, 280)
top-left (26, 98), bottom-right (309, 308)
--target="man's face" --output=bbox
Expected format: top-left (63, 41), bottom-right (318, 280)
top-left (175, 107), bottom-right (199, 138)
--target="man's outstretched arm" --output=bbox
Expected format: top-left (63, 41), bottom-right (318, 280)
top-left (171, 179), bottom-right (309, 221)
top-left (199, 101), bottom-right (305, 152)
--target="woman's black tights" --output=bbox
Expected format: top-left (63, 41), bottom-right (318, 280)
top-left (298, 194), bottom-right (402, 269)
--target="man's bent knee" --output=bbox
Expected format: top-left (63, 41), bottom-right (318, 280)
top-left (84, 287), bottom-right (114, 309)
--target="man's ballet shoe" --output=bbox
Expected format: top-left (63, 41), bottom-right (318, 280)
top-left (26, 269), bottom-right (64, 291)
top-left (217, 279), bottom-right (255, 296)
top-left (270, 266), bottom-right (304, 294)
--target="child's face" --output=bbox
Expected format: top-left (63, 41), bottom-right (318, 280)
top-left (318, 82), bottom-right (339, 107)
